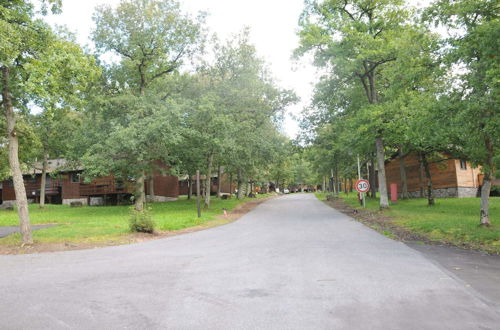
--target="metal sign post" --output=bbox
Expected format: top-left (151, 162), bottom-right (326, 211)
top-left (355, 179), bottom-right (370, 208)
top-left (357, 155), bottom-right (365, 207)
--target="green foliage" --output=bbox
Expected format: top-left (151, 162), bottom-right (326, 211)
top-left (129, 208), bottom-right (155, 233)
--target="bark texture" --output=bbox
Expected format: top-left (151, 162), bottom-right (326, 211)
top-left (480, 136), bottom-right (494, 226)
top-left (148, 175), bottom-right (155, 202)
top-left (418, 153), bottom-right (425, 198)
top-left (421, 153), bottom-right (435, 206)
top-left (237, 168), bottom-right (244, 200)
top-left (369, 157), bottom-right (376, 198)
top-left (480, 178), bottom-right (491, 226)
top-left (2, 66), bottom-right (32, 244)
top-left (375, 136), bottom-right (389, 209)
top-left (134, 173), bottom-right (146, 211)
top-left (204, 154), bottom-right (213, 208)
top-left (216, 165), bottom-right (222, 198)
top-left (187, 173), bottom-right (192, 200)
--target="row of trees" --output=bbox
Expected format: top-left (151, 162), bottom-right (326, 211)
top-left (295, 0), bottom-right (498, 225)
top-left (0, 0), bottom-right (301, 244)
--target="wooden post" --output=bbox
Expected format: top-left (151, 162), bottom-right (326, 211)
top-left (196, 170), bottom-right (201, 218)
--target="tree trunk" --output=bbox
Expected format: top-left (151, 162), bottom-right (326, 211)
top-left (2, 66), bottom-right (32, 244)
top-left (217, 165), bottom-right (222, 198)
top-left (246, 181), bottom-right (251, 197)
top-left (369, 157), bottom-right (376, 198)
top-left (421, 153), bottom-right (435, 206)
top-left (480, 136), bottom-right (493, 226)
top-left (148, 175), bottom-right (155, 202)
top-left (334, 166), bottom-right (339, 197)
top-left (418, 153), bottom-right (425, 198)
top-left (187, 173), bottom-right (192, 200)
top-left (134, 173), bottom-right (145, 211)
top-left (375, 136), bottom-right (389, 209)
top-left (398, 147), bottom-right (409, 199)
top-left (204, 154), bottom-right (213, 208)
top-left (480, 177), bottom-right (491, 226)
top-left (39, 151), bottom-right (48, 208)
top-left (229, 173), bottom-right (233, 198)
top-left (196, 170), bottom-right (201, 217)
top-left (237, 168), bottom-right (244, 199)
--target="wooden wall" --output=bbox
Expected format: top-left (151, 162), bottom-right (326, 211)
top-left (385, 153), bottom-right (459, 193)
top-left (455, 160), bottom-right (481, 188)
top-left (150, 174), bottom-right (179, 198)
top-left (1, 181), bottom-right (16, 201)
top-left (61, 174), bottom-right (81, 199)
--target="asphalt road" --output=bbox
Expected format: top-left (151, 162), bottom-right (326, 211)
top-left (1, 194), bottom-right (499, 329)
top-left (0, 224), bottom-right (56, 238)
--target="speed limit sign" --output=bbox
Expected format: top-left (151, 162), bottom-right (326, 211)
top-left (355, 179), bottom-right (370, 193)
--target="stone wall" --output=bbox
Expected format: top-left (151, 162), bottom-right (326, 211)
top-left (0, 200), bottom-right (16, 209)
top-left (89, 197), bottom-right (104, 206)
top-left (457, 187), bottom-right (480, 198)
top-left (146, 195), bottom-right (177, 203)
top-left (62, 198), bottom-right (88, 206)
top-left (402, 186), bottom-right (479, 199)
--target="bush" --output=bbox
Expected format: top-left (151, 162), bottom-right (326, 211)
top-left (129, 209), bottom-right (155, 233)
top-left (70, 201), bottom-right (83, 207)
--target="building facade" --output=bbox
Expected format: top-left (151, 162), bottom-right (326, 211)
top-left (384, 153), bottom-right (490, 198)
top-left (1, 159), bottom-right (179, 207)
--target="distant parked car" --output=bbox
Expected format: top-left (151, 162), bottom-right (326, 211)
top-left (283, 188), bottom-right (290, 194)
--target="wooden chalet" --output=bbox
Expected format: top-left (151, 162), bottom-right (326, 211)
top-left (0, 159), bottom-right (179, 207)
top-left (178, 172), bottom-right (235, 196)
top-left (385, 152), bottom-right (498, 198)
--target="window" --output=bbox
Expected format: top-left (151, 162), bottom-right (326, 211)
top-left (115, 180), bottom-right (124, 189)
top-left (459, 159), bottom-right (467, 170)
top-left (71, 173), bottom-right (80, 183)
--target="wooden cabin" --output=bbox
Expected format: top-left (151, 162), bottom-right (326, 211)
top-left (0, 159), bottom-right (179, 207)
top-left (384, 152), bottom-right (494, 198)
top-left (178, 172), bottom-right (235, 196)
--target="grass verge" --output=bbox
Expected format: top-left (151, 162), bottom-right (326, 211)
top-left (315, 191), bottom-right (500, 254)
top-left (0, 193), bottom-right (275, 251)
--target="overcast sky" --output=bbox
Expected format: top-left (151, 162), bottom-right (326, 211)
top-left (43, 0), bottom-right (317, 139)
top-left (43, 1), bottom-right (433, 139)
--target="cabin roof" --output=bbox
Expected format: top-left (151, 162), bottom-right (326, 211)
top-left (24, 159), bottom-right (83, 175)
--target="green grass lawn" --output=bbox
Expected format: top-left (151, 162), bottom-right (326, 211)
top-left (0, 194), bottom-right (272, 246)
top-left (315, 191), bottom-right (500, 253)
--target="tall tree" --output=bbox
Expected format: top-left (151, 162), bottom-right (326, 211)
top-left (425, 0), bottom-right (499, 225)
top-left (0, 0), bottom-right (94, 244)
top-left (296, 0), bottom-right (417, 209)
top-left (90, 0), bottom-right (204, 211)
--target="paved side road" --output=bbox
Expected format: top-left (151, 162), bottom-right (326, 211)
top-left (0, 194), bottom-right (499, 329)
top-left (0, 224), bottom-right (56, 238)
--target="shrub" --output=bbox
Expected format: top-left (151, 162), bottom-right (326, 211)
top-left (70, 201), bottom-right (83, 207)
top-left (129, 209), bottom-right (155, 233)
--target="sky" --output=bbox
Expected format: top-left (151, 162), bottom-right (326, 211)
top-left (43, 0), bottom-right (317, 139)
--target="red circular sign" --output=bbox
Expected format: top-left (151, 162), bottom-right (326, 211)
top-left (355, 179), bottom-right (370, 193)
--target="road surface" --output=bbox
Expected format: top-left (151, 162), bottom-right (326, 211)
top-left (1, 194), bottom-right (499, 329)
